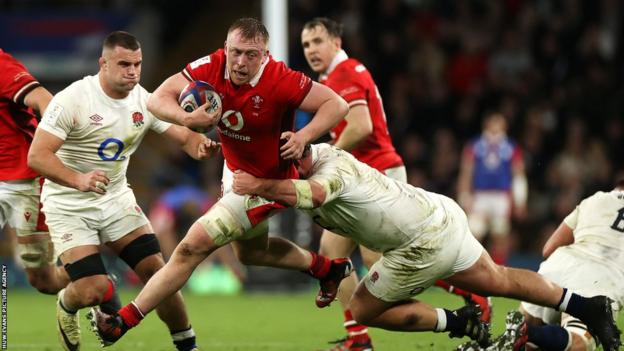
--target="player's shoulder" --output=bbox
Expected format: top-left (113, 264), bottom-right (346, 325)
top-left (0, 49), bottom-right (23, 69)
top-left (54, 76), bottom-right (89, 100)
top-left (188, 49), bottom-right (224, 69)
top-left (264, 57), bottom-right (297, 78)
top-left (332, 58), bottom-right (368, 79)
top-left (579, 191), bottom-right (616, 208)
top-left (185, 49), bottom-right (225, 81)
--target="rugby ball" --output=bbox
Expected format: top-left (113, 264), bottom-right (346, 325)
top-left (178, 80), bottom-right (221, 115)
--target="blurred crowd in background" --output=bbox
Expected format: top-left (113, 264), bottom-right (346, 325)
top-left (2, 0), bottom-right (623, 289)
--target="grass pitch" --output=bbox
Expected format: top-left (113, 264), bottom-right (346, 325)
top-left (6, 288), bottom-right (623, 350)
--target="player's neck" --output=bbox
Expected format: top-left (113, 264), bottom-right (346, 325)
top-left (99, 74), bottom-right (131, 99)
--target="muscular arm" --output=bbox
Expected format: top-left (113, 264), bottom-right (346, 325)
top-left (232, 171), bottom-right (326, 209)
top-left (333, 104), bottom-right (372, 151)
top-left (542, 222), bottom-right (574, 258)
top-left (147, 73), bottom-right (219, 131)
top-left (280, 82), bottom-right (348, 159)
top-left (28, 129), bottom-right (108, 193)
top-left (23, 86), bottom-right (53, 115)
top-left (298, 82), bottom-right (348, 142)
top-left (161, 124), bottom-right (220, 160)
top-left (147, 73), bottom-right (189, 125)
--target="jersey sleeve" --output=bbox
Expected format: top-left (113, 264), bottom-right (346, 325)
top-left (181, 50), bottom-right (221, 83)
top-left (328, 69), bottom-right (367, 107)
top-left (38, 93), bottom-right (74, 140)
top-left (563, 204), bottom-right (580, 231)
top-left (274, 65), bottom-right (313, 108)
top-left (0, 53), bottom-right (40, 105)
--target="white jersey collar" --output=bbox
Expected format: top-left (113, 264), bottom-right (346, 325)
top-left (319, 50), bottom-right (348, 81)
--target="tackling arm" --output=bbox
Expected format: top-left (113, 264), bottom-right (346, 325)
top-left (232, 170), bottom-right (326, 209)
top-left (542, 222), bottom-right (574, 258)
top-left (333, 104), bottom-right (372, 151)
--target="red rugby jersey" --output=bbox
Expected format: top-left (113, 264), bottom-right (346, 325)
top-left (0, 49), bottom-right (40, 180)
top-left (320, 52), bottom-right (403, 172)
top-left (183, 49), bottom-right (312, 179)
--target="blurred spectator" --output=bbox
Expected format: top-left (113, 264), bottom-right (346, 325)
top-left (457, 113), bottom-right (527, 264)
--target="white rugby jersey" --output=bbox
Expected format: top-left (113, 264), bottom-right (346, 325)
top-left (39, 74), bottom-right (171, 209)
top-left (561, 190), bottom-right (624, 270)
top-left (305, 144), bottom-right (457, 252)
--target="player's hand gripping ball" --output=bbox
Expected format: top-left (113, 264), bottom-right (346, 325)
top-left (178, 80), bottom-right (222, 132)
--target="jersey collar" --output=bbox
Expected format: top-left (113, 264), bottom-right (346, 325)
top-left (319, 49), bottom-right (348, 81)
top-left (224, 55), bottom-right (271, 87)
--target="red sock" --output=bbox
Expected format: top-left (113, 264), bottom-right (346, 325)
top-left (435, 280), bottom-right (471, 299)
top-left (344, 309), bottom-right (369, 338)
top-left (118, 302), bottom-right (144, 328)
top-left (102, 279), bottom-right (114, 303)
top-left (306, 251), bottom-right (331, 279)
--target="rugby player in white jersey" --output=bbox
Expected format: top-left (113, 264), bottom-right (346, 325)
top-left (229, 143), bottom-right (621, 350)
top-left (472, 179), bottom-right (624, 351)
top-left (28, 31), bottom-right (218, 351)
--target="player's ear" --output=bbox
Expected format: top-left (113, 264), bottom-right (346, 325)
top-left (263, 50), bottom-right (270, 63)
top-left (98, 57), bottom-right (106, 70)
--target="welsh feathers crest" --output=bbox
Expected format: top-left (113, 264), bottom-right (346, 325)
top-left (251, 95), bottom-right (263, 109)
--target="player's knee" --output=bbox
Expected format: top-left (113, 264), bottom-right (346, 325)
top-left (64, 253), bottom-right (109, 305)
top-left (562, 315), bottom-right (596, 351)
top-left (119, 233), bottom-right (161, 270)
top-left (72, 275), bottom-right (110, 306)
top-left (234, 246), bottom-right (264, 266)
top-left (25, 271), bottom-right (58, 295)
top-left (349, 302), bottom-right (369, 325)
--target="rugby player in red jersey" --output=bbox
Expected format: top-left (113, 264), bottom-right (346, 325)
top-left (0, 49), bottom-right (69, 294)
top-left (88, 18), bottom-right (352, 346)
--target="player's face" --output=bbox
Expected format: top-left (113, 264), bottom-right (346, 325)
top-left (225, 29), bottom-right (268, 86)
top-left (99, 46), bottom-right (142, 98)
top-left (301, 25), bottom-right (340, 74)
top-left (484, 115), bottom-right (507, 143)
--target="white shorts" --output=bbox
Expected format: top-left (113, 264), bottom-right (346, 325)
top-left (468, 191), bottom-right (511, 238)
top-left (0, 177), bottom-right (47, 236)
top-left (45, 188), bottom-right (149, 257)
top-left (197, 164), bottom-right (285, 246)
top-left (364, 195), bottom-right (484, 302)
top-left (521, 248), bottom-right (624, 324)
top-left (383, 165), bottom-right (407, 183)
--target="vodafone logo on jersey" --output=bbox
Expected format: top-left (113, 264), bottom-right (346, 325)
top-left (218, 110), bottom-right (250, 142)
top-left (221, 110), bottom-right (243, 130)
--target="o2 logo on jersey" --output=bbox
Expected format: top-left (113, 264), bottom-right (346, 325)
top-left (98, 138), bottom-right (126, 161)
top-left (221, 110), bottom-right (244, 131)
